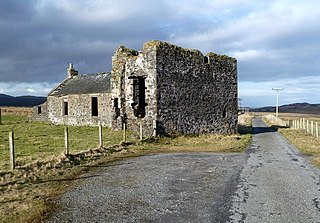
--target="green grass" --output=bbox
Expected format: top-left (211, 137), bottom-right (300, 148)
top-left (0, 115), bottom-right (136, 170)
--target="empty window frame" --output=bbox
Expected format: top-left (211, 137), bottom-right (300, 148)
top-left (91, 97), bottom-right (98, 116)
top-left (204, 56), bottom-right (209, 64)
top-left (37, 106), bottom-right (42, 114)
top-left (130, 76), bottom-right (147, 118)
top-left (113, 98), bottom-right (120, 119)
top-left (63, 101), bottom-right (68, 116)
top-left (113, 98), bottom-right (118, 108)
top-left (222, 108), bottom-right (227, 118)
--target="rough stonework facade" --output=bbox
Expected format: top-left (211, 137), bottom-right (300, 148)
top-left (33, 40), bottom-right (237, 135)
top-left (41, 64), bottom-right (112, 126)
top-left (32, 101), bottom-right (48, 122)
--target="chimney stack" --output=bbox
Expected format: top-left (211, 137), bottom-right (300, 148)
top-left (67, 63), bottom-right (78, 78)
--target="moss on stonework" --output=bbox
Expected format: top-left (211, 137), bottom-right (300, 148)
top-left (143, 41), bottom-right (237, 65)
top-left (144, 40), bottom-right (205, 59)
top-left (116, 45), bottom-right (139, 57)
top-left (206, 52), bottom-right (236, 62)
top-left (144, 40), bottom-right (162, 47)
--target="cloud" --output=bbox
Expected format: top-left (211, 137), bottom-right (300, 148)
top-left (239, 75), bottom-right (320, 107)
top-left (0, 0), bottom-right (319, 106)
top-left (171, 0), bottom-right (320, 81)
top-left (0, 82), bottom-right (55, 96)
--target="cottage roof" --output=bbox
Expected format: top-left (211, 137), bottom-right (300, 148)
top-left (49, 72), bottom-right (111, 96)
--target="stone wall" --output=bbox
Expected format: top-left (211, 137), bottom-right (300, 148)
top-left (37, 40), bottom-right (237, 135)
top-left (31, 101), bottom-right (48, 122)
top-left (155, 42), bottom-right (238, 134)
top-left (111, 42), bottom-right (158, 137)
top-left (111, 40), bottom-right (237, 135)
top-left (47, 93), bottom-right (112, 127)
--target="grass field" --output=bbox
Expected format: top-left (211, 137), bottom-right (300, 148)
top-left (254, 111), bottom-right (320, 122)
top-left (0, 114), bottom-right (252, 223)
top-left (0, 107), bottom-right (33, 116)
top-left (0, 115), bottom-right (136, 170)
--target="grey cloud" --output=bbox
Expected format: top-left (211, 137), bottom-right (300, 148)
top-left (1, 0), bottom-right (320, 106)
top-left (0, 1), bottom-right (175, 83)
top-left (0, 0), bottom-right (36, 21)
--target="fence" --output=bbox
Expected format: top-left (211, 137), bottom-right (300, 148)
top-left (3, 122), bottom-right (150, 170)
top-left (290, 118), bottom-right (319, 139)
top-left (264, 114), bottom-right (319, 140)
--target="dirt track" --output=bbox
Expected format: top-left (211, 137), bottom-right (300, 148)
top-left (47, 118), bottom-right (320, 222)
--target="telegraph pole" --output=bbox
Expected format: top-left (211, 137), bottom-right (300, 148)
top-left (272, 88), bottom-right (284, 117)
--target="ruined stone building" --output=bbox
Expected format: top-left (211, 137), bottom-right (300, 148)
top-left (34, 40), bottom-right (238, 136)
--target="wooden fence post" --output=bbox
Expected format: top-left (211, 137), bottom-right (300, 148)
top-left (140, 122), bottom-right (143, 141)
top-left (306, 120), bottom-right (309, 133)
top-left (152, 120), bottom-right (157, 137)
top-left (316, 122), bottom-right (319, 139)
top-left (9, 132), bottom-right (15, 170)
top-left (311, 121), bottom-right (314, 136)
top-left (99, 124), bottom-right (103, 147)
top-left (123, 123), bottom-right (126, 143)
top-left (65, 127), bottom-right (69, 155)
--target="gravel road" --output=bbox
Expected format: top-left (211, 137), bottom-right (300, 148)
top-left (47, 152), bottom-right (247, 223)
top-left (47, 117), bottom-right (320, 223)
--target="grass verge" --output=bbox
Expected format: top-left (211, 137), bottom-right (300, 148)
top-left (278, 128), bottom-right (320, 167)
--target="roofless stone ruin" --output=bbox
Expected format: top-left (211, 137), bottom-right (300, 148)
top-left (33, 40), bottom-right (238, 135)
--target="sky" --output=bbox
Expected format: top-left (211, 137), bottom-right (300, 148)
top-left (0, 0), bottom-right (319, 107)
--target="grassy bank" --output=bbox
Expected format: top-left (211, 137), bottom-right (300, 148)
top-left (278, 128), bottom-right (320, 167)
top-left (0, 114), bottom-right (252, 223)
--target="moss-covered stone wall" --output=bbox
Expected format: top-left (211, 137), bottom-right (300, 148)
top-left (110, 43), bottom-right (158, 136)
top-left (155, 41), bottom-right (237, 134)
top-left (111, 40), bottom-right (237, 135)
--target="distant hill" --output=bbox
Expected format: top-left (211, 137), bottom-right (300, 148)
top-left (0, 94), bottom-right (46, 107)
top-left (252, 102), bottom-right (320, 115)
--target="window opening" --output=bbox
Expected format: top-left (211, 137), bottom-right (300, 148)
top-left (130, 76), bottom-right (147, 118)
top-left (113, 98), bottom-right (118, 108)
top-left (64, 102), bottom-right (68, 116)
top-left (113, 98), bottom-right (120, 119)
top-left (37, 106), bottom-right (42, 114)
top-left (92, 97), bottom-right (98, 116)
top-left (222, 108), bottom-right (227, 118)
top-left (204, 56), bottom-right (209, 64)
